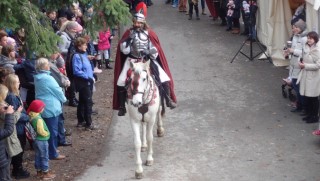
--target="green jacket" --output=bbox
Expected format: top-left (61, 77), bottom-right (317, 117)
top-left (30, 114), bottom-right (50, 141)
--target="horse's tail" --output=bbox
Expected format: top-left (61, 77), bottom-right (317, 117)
top-left (161, 95), bottom-right (165, 116)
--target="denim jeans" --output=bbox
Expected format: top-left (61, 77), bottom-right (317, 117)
top-left (43, 116), bottom-right (59, 159)
top-left (33, 140), bottom-right (49, 172)
top-left (201, 0), bottom-right (205, 9)
top-left (57, 113), bottom-right (66, 145)
top-left (172, 0), bottom-right (178, 6)
top-left (292, 78), bottom-right (303, 109)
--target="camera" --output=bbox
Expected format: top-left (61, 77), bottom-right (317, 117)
top-left (286, 41), bottom-right (292, 48)
top-left (283, 47), bottom-right (289, 59)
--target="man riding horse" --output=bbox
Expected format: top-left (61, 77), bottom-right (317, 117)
top-left (113, 12), bottom-right (177, 116)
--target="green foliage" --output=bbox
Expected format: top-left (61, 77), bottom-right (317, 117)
top-left (0, 0), bottom-right (132, 57)
top-left (86, 0), bottom-right (132, 38)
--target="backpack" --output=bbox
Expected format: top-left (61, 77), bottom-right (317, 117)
top-left (66, 52), bottom-right (84, 79)
top-left (25, 122), bottom-right (37, 142)
top-left (65, 38), bottom-right (77, 78)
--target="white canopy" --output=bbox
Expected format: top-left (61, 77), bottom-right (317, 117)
top-left (257, 0), bottom-right (320, 66)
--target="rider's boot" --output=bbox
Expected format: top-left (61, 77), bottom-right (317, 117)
top-left (162, 82), bottom-right (177, 109)
top-left (117, 86), bottom-right (127, 116)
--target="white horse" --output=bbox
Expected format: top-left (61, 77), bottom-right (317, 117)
top-left (126, 60), bottom-right (165, 179)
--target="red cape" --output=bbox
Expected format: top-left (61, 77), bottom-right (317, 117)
top-left (113, 28), bottom-right (177, 110)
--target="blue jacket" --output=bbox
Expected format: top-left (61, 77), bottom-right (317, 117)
top-left (5, 93), bottom-right (29, 135)
top-left (72, 52), bottom-right (94, 81)
top-left (34, 70), bottom-right (67, 118)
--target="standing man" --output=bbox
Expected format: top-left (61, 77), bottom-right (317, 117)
top-left (113, 12), bottom-right (177, 116)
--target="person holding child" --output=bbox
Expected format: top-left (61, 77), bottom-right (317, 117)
top-left (27, 100), bottom-right (56, 180)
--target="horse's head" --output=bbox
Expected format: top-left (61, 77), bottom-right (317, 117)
top-left (128, 61), bottom-right (151, 107)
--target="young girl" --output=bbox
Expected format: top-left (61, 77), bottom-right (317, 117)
top-left (4, 74), bottom-right (30, 179)
top-left (97, 27), bottom-right (112, 69)
top-left (27, 100), bottom-right (56, 180)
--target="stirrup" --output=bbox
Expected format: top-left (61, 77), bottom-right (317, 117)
top-left (118, 108), bottom-right (126, 116)
top-left (167, 101), bottom-right (177, 109)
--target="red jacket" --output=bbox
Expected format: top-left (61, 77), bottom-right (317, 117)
top-left (98, 30), bottom-right (111, 51)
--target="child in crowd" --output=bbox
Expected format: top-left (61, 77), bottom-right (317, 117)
top-left (97, 27), bottom-right (112, 69)
top-left (46, 10), bottom-right (59, 33)
top-left (27, 100), bottom-right (56, 180)
top-left (226, 0), bottom-right (235, 31)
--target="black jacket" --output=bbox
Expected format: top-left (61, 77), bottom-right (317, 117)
top-left (0, 114), bottom-right (14, 168)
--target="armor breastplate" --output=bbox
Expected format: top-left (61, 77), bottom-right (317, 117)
top-left (130, 30), bottom-right (149, 58)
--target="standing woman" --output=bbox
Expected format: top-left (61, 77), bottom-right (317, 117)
top-left (4, 74), bottom-right (30, 179)
top-left (297, 31), bottom-right (320, 124)
top-left (72, 37), bottom-right (96, 130)
top-left (284, 19), bottom-right (308, 112)
top-left (34, 58), bottom-right (66, 160)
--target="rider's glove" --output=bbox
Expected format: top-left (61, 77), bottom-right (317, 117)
top-left (141, 49), bottom-right (150, 56)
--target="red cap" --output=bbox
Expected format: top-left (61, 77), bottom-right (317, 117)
top-left (27, 100), bottom-right (45, 114)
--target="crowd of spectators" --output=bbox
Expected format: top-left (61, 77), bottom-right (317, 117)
top-left (0, 0), bottom-right (318, 180)
top-left (0, 1), bottom-right (115, 180)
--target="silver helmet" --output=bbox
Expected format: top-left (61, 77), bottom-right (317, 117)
top-left (133, 10), bottom-right (146, 23)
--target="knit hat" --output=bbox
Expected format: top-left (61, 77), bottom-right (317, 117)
top-left (27, 100), bottom-right (45, 114)
top-left (294, 19), bottom-right (306, 31)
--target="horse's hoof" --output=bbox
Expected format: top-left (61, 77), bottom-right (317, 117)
top-left (157, 129), bottom-right (165, 137)
top-left (145, 160), bottom-right (153, 166)
top-left (135, 172), bottom-right (143, 179)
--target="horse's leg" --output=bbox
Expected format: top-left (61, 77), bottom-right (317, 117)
top-left (131, 121), bottom-right (143, 179)
top-left (141, 122), bottom-right (147, 152)
top-left (145, 117), bottom-right (156, 166)
top-left (157, 106), bottom-right (165, 137)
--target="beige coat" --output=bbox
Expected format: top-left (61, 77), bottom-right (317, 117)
top-left (0, 111), bottom-right (22, 157)
top-left (297, 43), bottom-right (320, 97)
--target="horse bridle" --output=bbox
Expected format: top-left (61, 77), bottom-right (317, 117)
top-left (131, 70), bottom-right (155, 105)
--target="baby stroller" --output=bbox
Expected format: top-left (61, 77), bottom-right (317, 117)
top-left (281, 77), bottom-right (296, 102)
